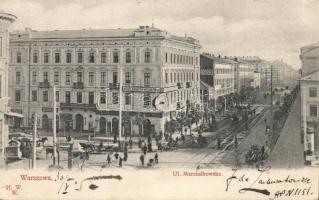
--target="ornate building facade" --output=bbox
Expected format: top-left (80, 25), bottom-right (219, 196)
top-left (8, 26), bottom-right (201, 137)
top-left (0, 12), bottom-right (16, 159)
top-left (200, 53), bottom-right (235, 110)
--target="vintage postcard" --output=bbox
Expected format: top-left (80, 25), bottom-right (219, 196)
top-left (0, 0), bottom-right (318, 199)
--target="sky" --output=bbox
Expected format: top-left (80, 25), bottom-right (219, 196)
top-left (1, 0), bottom-right (319, 69)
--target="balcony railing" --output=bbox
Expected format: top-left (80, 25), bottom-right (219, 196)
top-left (60, 103), bottom-right (96, 111)
top-left (177, 82), bottom-right (183, 89)
top-left (109, 83), bottom-right (119, 90)
top-left (39, 81), bottom-right (50, 88)
top-left (73, 82), bottom-right (84, 89)
top-left (186, 82), bottom-right (192, 88)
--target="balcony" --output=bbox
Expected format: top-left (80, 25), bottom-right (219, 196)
top-left (123, 86), bottom-right (163, 93)
top-left (177, 82), bottom-right (183, 89)
top-left (73, 82), bottom-right (84, 89)
top-left (39, 81), bottom-right (50, 88)
top-left (109, 83), bottom-right (119, 90)
top-left (186, 82), bottom-right (192, 88)
top-left (60, 103), bottom-right (96, 111)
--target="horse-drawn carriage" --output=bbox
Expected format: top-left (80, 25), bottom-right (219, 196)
top-left (5, 134), bottom-right (47, 160)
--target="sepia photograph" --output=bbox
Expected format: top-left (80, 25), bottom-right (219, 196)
top-left (0, 0), bottom-right (318, 199)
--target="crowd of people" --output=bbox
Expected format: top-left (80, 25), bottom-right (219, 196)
top-left (102, 135), bottom-right (160, 169)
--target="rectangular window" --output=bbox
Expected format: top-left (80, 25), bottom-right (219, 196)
top-left (126, 52), bottom-right (131, 63)
top-left (43, 72), bottom-right (49, 82)
top-left (32, 71), bottom-right (37, 84)
top-left (145, 51), bottom-right (151, 63)
top-left (17, 52), bottom-right (21, 63)
top-left (101, 72), bottom-right (106, 84)
top-left (77, 92), bottom-right (82, 103)
top-left (65, 91), bottom-right (71, 104)
top-left (89, 92), bottom-right (94, 104)
top-left (0, 37), bottom-right (2, 56)
top-left (33, 52), bottom-right (38, 63)
top-left (144, 72), bottom-right (151, 87)
top-left (143, 93), bottom-right (150, 107)
top-left (165, 72), bottom-right (168, 84)
top-left (125, 93), bottom-right (131, 105)
top-left (66, 52), bottom-right (72, 63)
top-left (55, 91), bottom-right (59, 102)
top-left (101, 52), bottom-right (106, 63)
top-left (309, 87), bottom-right (317, 97)
top-left (32, 90), bottom-right (37, 102)
top-left (77, 52), bottom-right (83, 63)
top-left (43, 91), bottom-right (48, 102)
top-left (16, 72), bottom-right (21, 84)
top-left (112, 92), bottom-right (118, 104)
top-left (15, 90), bottom-right (21, 102)
top-left (113, 72), bottom-right (118, 85)
top-left (100, 92), bottom-right (106, 104)
top-left (125, 72), bottom-right (131, 85)
top-left (310, 104), bottom-right (317, 117)
top-left (89, 72), bottom-right (94, 85)
top-left (89, 52), bottom-right (95, 63)
top-left (44, 52), bottom-right (49, 63)
top-left (77, 72), bottom-right (83, 82)
top-left (113, 52), bottom-right (119, 63)
top-left (54, 53), bottom-right (60, 63)
top-left (65, 72), bottom-right (70, 84)
top-left (54, 72), bottom-right (59, 83)
top-left (165, 53), bottom-right (168, 63)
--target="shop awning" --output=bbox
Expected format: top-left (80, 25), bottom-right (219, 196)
top-left (5, 112), bottom-right (24, 118)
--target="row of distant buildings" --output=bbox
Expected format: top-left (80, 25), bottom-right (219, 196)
top-left (199, 53), bottom-right (299, 108)
top-left (0, 12), bottom-right (299, 143)
top-left (299, 41), bottom-right (319, 166)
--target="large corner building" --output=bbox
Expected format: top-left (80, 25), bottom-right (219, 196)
top-left (8, 25), bottom-right (201, 137)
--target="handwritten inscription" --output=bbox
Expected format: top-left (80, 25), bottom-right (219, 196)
top-left (225, 168), bottom-right (315, 199)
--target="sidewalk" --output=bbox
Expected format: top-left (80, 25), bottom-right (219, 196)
top-left (266, 96), bottom-right (304, 168)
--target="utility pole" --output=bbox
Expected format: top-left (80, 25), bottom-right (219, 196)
top-left (32, 114), bottom-right (37, 169)
top-left (118, 63), bottom-right (123, 148)
top-left (270, 65), bottom-right (274, 148)
top-left (53, 85), bottom-right (57, 165)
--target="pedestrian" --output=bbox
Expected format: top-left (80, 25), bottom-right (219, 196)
top-left (181, 134), bottom-right (185, 144)
top-left (119, 157), bottom-right (123, 167)
top-left (261, 145), bottom-right (265, 156)
top-left (140, 154), bottom-right (145, 166)
top-left (184, 128), bottom-right (187, 135)
top-left (154, 153), bottom-right (158, 164)
top-left (148, 135), bottom-right (152, 144)
top-left (114, 152), bottom-right (119, 161)
top-left (143, 144), bottom-right (147, 154)
top-left (157, 142), bottom-right (162, 152)
top-left (148, 142), bottom-right (152, 152)
top-left (138, 137), bottom-right (142, 148)
top-left (234, 135), bottom-right (238, 149)
top-left (113, 135), bottom-right (117, 143)
top-left (106, 153), bottom-right (111, 165)
top-left (129, 137), bottom-right (133, 149)
top-left (124, 151), bottom-right (128, 161)
top-left (217, 138), bottom-right (221, 150)
top-left (67, 134), bottom-right (71, 142)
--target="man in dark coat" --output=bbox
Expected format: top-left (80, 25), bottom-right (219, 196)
top-left (140, 154), bottom-right (145, 166)
top-left (107, 153), bottom-right (111, 165)
top-left (154, 153), bottom-right (158, 164)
